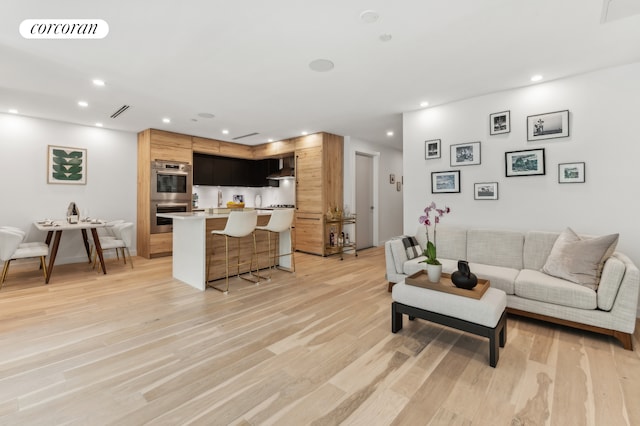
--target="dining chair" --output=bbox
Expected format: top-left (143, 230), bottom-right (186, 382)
top-left (255, 208), bottom-right (295, 280)
top-left (93, 222), bottom-right (134, 272)
top-left (0, 228), bottom-right (49, 289)
top-left (208, 210), bottom-right (259, 294)
top-left (88, 219), bottom-right (125, 260)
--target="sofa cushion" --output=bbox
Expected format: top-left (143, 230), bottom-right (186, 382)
top-left (468, 262), bottom-right (519, 295)
top-left (388, 238), bottom-right (408, 274)
top-left (402, 236), bottom-right (422, 260)
top-left (467, 229), bottom-right (524, 270)
top-left (523, 231), bottom-right (559, 270)
top-left (515, 269), bottom-right (597, 310)
top-left (542, 227), bottom-right (619, 290)
top-left (597, 255), bottom-right (626, 311)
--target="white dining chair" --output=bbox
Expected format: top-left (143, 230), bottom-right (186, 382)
top-left (255, 208), bottom-right (295, 280)
top-left (88, 219), bottom-right (125, 260)
top-left (93, 222), bottom-right (134, 272)
top-left (208, 210), bottom-right (259, 293)
top-left (0, 228), bottom-right (49, 289)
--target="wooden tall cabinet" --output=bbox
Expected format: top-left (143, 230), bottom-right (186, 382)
top-left (294, 133), bottom-right (344, 256)
top-left (137, 129), bottom-right (193, 258)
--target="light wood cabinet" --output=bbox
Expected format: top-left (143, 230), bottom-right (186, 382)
top-left (294, 133), bottom-right (344, 256)
top-left (137, 129), bottom-right (193, 258)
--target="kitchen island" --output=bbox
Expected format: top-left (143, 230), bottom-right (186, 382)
top-left (157, 210), bottom-right (292, 291)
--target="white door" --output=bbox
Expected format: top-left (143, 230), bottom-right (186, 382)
top-left (355, 153), bottom-right (374, 250)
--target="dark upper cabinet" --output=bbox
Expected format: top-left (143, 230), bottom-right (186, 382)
top-left (193, 154), bottom-right (279, 187)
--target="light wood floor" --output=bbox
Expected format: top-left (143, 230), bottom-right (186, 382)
top-left (1, 248), bottom-right (639, 425)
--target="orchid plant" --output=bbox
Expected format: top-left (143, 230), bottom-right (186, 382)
top-left (418, 202), bottom-right (451, 265)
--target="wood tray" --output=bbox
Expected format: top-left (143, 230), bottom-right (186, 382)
top-left (405, 271), bottom-right (490, 300)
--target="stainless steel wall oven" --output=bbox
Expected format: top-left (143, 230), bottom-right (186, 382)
top-left (151, 201), bottom-right (190, 233)
top-left (151, 161), bottom-right (192, 201)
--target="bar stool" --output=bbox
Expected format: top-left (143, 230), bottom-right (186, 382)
top-left (208, 210), bottom-right (259, 294)
top-left (255, 208), bottom-right (295, 280)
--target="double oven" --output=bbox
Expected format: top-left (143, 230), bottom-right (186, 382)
top-left (150, 161), bottom-right (192, 233)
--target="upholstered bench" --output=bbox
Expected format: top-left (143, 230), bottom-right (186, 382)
top-left (391, 281), bottom-right (508, 367)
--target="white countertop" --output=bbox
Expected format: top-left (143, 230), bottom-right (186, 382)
top-left (157, 211), bottom-right (273, 220)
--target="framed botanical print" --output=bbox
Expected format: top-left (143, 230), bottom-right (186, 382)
top-left (47, 145), bottom-right (87, 184)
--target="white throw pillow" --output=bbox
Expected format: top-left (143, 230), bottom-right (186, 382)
top-left (542, 227), bottom-right (618, 290)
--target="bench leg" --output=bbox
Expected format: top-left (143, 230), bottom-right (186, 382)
top-left (391, 302), bottom-right (403, 333)
top-left (489, 311), bottom-right (508, 367)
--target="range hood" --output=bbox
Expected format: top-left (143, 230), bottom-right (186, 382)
top-left (268, 156), bottom-right (295, 180)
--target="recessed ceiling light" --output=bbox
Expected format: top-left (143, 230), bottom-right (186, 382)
top-left (162, 118), bottom-right (171, 123)
top-left (387, 131), bottom-right (394, 137)
top-left (222, 129), bottom-right (229, 135)
top-left (92, 79), bottom-right (105, 86)
top-left (78, 101), bottom-right (88, 107)
top-left (8, 109), bottom-right (18, 114)
top-left (420, 101), bottom-right (429, 108)
top-left (309, 59), bottom-right (334, 72)
top-left (301, 131), bottom-right (308, 136)
top-left (268, 138), bottom-right (274, 142)
top-left (95, 122), bottom-right (103, 127)
top-left (531, 74), bottom-right (543, 82)
top-left (197, 112), bottom-right (215, 119)
top-left (379, 33), bottom-right (392, 42)
top-left (360, 10), bottom-right (379, 23)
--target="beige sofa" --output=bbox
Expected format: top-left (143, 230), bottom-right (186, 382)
top-left (385, 226), bottom-right (640, 350)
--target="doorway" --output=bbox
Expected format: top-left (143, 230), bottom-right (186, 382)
top-left (355, 153), bottom-right (374, 250)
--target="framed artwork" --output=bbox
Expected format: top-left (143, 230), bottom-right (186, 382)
top-left (396, 181), bottom-right (402, 191)
top-left (431, 170), bottom-right (460, 193)
top-left (527, 110), bottom-right (570, 141)
top-left (505, 148), bottom-right (545, 177)
top-left (389, 174), bottom-right (396, 184)
top-left (450, 141), bottom-right (481, 167)
top-left (474, 182), bottom-right (498, 200)
top-left (425, 139), bottom-right (441, 159)
top-left (47, 145), bottom-right (87, 184)
top-left (490, 111), bottom-right (510, 135)
top-left (558, 162), bottom-right (585, 183)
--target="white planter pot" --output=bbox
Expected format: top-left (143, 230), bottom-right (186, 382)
top-left (426, 264), bottom-right (442, 283)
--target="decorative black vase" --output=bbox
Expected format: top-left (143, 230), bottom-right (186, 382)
top-left (451, 260), bottom-right (478, 289)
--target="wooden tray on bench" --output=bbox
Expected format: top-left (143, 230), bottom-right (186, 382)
top-left (405, 271), bottom-right (490, 300)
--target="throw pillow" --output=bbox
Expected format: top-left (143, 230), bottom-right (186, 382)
top-left (402, 236), bottom-right (422, 260)
top-left (542, 227), bottom-right (619, 290)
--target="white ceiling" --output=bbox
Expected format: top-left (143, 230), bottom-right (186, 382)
top-left (1, 0), bottom-right (639, 149)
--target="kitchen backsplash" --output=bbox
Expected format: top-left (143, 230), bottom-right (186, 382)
top-left (194, 179), bottom-right (295, 209)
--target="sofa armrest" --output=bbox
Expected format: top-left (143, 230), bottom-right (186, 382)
top-left (385, 236), bottom-right (409, 283)
top-left (599, 253), bottom-right (640, 333)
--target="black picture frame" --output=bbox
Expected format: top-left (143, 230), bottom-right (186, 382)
top-left (490, 111), bottom-right (510, 135)
top-left (527, 110), bottom-right (569, 141)
top-left (474, 182), bottom-right (498, 200)
top-left (505, 148), bottom-right (545, 177)
top-left (558, 162), bottom-right (585, 183)
top-left (431, 170), bottom-right (460, 193)
top-left (450, 141), bottom-right (481, 167)
top-left (425, 139), bottom-right (441, 159)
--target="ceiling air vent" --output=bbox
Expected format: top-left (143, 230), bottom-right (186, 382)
top-left (110, 105), bottom-right (130, 119)
top-left (232, 132), bottom-right (259, 140)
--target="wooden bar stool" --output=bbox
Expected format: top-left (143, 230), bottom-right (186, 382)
top-left (208, 210), bottom-right (259, 294)
top-left (255, 208), bottom-right (295, 280)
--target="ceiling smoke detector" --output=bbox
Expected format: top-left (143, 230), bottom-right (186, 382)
top-left (360, 10), bottom-right (379, 23)
top-left (309, 59), bottom-right (334, 72)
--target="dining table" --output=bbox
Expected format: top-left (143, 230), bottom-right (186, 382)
top-left (33, 219), bottom-right (108, 283)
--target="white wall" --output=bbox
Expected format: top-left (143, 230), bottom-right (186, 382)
top-left (0, 114), bottom-right (137, 264)
top-left (403, 62), bottom-right (640, 271)
top-left (344, 136), bottom-right (403, 246)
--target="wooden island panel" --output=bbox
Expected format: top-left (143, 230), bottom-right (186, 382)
top-left (205, 214), bottom-right (279, 282)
